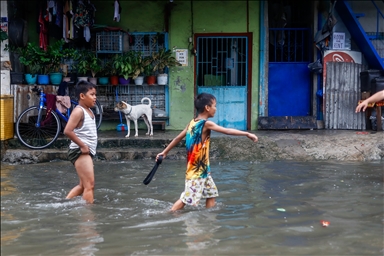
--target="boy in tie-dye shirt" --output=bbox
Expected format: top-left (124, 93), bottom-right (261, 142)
top-left (157, 93), bottom-right (258, 211)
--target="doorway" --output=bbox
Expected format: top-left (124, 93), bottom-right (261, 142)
top-left (195, 34), bottom-right (251, 130)
top-left (267, 0), bottom-right (313, 117)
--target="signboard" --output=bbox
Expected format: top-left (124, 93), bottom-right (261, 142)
top-left (176, 49), bottom-right (188, 66)
top-left (332, 32), bottom-right (345, 50)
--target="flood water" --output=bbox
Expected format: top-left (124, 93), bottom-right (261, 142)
top-left (1, 160), bottom-right (383, 255)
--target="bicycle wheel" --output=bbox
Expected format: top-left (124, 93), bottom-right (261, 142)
top-left (93, 100), bottom-right (103, 130)
top-left (70, 99), bottom-right (103, 130)
top-left (16, 106), bottom-right (61, 149)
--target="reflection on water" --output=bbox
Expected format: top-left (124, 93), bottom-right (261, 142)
top-left (63, 205), bottom-right (103, 256)
top-left (1, 160), bottom-right (383, 255)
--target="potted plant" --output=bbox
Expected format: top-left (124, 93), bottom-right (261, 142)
top-left (144, 66), bottom-right (156, 85)
top-left (131, 52), bottom-right (151, 85)
top-left (112, 51), bottom-right (135, 85)
top-left (152, 48), bottom-right (181, 85)
top-left (61, 47), bottom-right (77, 82)
top-left (106, 56), bottom-right (119, 85)
top-left (46, 39), bottom-right (65, 85)
top-left (97, 60), bottom-right (110, 85)
top-left (88, 54), bottom-right (103, 85)
top-left (74, 49), bottom-right (93, 82)
top-left (10, 43), bottom-right (41, 84)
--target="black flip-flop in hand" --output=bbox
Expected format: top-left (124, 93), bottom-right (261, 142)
top-left (143, 155), bottom-right (163, 185)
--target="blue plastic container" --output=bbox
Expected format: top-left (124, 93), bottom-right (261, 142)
top-left (37, 74), bottom-right (49, 85)
top-left (25, 74), bottom-right (37, 85)
top-left (49, 73), bottom-right (63, 85)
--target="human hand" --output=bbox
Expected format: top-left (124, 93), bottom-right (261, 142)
top-left (247, 133), bottom-right (258, 142)
top-left (355, 101), bottom-right (368, 113)
top-left (156, 153), bottom-right (166, 162)
top-left (80, 145), bottom-right (90, 154)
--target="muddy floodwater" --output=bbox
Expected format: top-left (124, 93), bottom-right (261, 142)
top-left (1, 160), bottom-right (383, 255)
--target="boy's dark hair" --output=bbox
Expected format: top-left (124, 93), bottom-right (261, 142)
top-left (75, 80), bottom-right (96, 98)
top-left (194, 93), bottom-right (216, 114)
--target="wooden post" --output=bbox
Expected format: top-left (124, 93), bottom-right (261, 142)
top-left (361, 92), bottom-right (371, 130)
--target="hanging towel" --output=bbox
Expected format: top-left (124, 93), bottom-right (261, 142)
top-left (56, 96), bottom-right (71, 114)
top-left (41, 94), bottom-right (57, 126)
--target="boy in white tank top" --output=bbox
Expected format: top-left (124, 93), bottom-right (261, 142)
top-left (64, 81), bottom-right (98, 204)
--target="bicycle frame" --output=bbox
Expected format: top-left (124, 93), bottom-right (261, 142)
top-left (35, 90), bottom-right (47, 128)
top-left (33, 87), bottom-right (101, 129)
top-left (35, 88), bottom-right (70, 126)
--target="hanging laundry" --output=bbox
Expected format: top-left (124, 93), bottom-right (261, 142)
top-left (114, 0), bottom-right (121, 22)
top-left (38, 6), bottom-right (48, 50)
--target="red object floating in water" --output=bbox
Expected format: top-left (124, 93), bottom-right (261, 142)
top-left (356, 132), bottom-right (369, 135)
top-left (321, 220), bottom-right (330, 227)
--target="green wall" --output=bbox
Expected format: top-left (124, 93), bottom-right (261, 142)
top-left (20, 0), bottom-right (260, 131)
top-left (167, 1), bottom-right (260, 130)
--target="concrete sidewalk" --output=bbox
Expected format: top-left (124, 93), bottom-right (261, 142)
top-left (1, 129), bottom-right (384, 164)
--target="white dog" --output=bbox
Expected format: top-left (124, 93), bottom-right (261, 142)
top-left (114, 97), bottom-right (153, 137)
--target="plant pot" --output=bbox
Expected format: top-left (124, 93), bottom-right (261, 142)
top-left (89, 77), bottom-right (97, 85)
top-left (157, 74), bottom-right (168, 85)
top-left (134, 76), bottom-right (144, 85)
top-left (77, 76), bottom-right (88, 82)
top-left (110, 75), bottom-right (119, 86)
top-left (119, 77), bottom-right (131, 85)
top-left (62, 77), bottom-right (71, 82)
top-left (146, 75), bottom-right (156, 85)
top-left (24, 74), bottom-right (37, 85)
top-left (98, 77), bottom-right (109, 85)
top-left (37, 74), bottom-right (49, 85)
top-left (10, 72), bottom-right (24, 84)
top-left (49, 72), bottom-right (63, 85)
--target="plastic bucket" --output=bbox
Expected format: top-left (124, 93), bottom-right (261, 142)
top-left (98, 77), bottom-right (109, 85)
top-left (119, 77), bottom-right (130, 85)
top-left (37, 74), bottom-right (49, 85)
top-left (25, 74), bottom-right (37, 85)
top-left (0, 95), bottom-right (14, 140)
top-left (110, 75), bottom-right (119, 86)
top-left (146, 75), bottom-right (156, 85)
top-left (49, 73), bottom-right (63, 85)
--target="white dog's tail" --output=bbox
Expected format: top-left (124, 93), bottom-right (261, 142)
top-left (141, 97), bottom-right (152, 107)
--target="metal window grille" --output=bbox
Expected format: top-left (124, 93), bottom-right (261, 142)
top-left (96, 31), bottom-right (124, 53)
top-left (128, 32), bottom-right (168, 57)
top-left (96, 85), bottom-right (167, 120)
top-left (196, 36), bottom-right (248, 86)
top-left (269, 28), bottom-right (311, 62)
top-left (94, 32), bottom-right (169, 121)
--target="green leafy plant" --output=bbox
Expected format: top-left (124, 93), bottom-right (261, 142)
top-left (112, 51), bottom-right (135, 80)
top-left (46, 39), bottom-right (65, 73)
top-left (152, 48), bottom-right (181, 74)
top-left (88, 55), bottom-right (103, 78)
top-left (10, 43), bottom-right (41, 75)
top-left (0, 30), bottom-right (8, 43)
top-left (102, 57), bottom-right (116, 76)
top-left (143, 56), bottom-right (155, 76)
top-left (74, 50), bottom-right (88, 76)
top-left (74, 49), bottom-right (97, 76)
top-left (131, 52), bottom-right (152, 79)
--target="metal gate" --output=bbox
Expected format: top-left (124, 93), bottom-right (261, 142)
top-left (196, 36), bottom-right (249, 129)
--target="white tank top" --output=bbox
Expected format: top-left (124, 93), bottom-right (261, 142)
top-left (69, 106), bottom-right (98, 155)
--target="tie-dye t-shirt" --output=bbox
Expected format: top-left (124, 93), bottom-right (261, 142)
top-left (185, 119), bottom-right (210, 180)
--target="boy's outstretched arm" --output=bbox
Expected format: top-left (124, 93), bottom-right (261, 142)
top-left (356, 90), bottom-right (384, 113)
top-left (205, 121), bottom-right (258, 142)
top-left (156, 126), bottom-right (188, 160)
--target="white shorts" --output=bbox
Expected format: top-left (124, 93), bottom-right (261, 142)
top-left (180, 174), bottom-right (219, 206)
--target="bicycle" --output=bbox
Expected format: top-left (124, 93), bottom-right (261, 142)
top-left (15, 86), bottom-right (103, 149)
